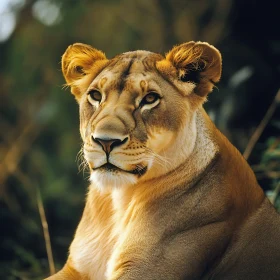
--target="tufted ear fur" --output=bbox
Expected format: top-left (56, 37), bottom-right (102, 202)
top-left (165, 41), bottom-right (222, 97)
top-left (61, 43), bottom-right (107, 100)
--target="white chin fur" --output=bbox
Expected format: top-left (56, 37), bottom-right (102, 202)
top-left (89, 170), bottom-right (137, 191)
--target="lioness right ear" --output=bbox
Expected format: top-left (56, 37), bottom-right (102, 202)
top-left (165, 41), bottom-right (222, 97)
top-left (61, 43), bottom-right (107, 100)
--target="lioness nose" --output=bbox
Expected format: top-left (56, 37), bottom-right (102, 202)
top-left (92, 137), bottom-right (128, 154)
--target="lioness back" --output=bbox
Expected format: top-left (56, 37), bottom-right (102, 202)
top-left (46, 42), bottom-right (280, 280)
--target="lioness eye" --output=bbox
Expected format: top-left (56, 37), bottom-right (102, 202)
top-left (88, 90), bottom-right (102, 103)
top-left (140, 92), bottom-right (160, 106)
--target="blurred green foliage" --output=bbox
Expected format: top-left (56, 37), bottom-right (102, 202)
top-left (0, 0), bottom-right (279, 279)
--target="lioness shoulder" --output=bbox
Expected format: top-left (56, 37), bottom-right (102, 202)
top-left (46, 41), bottom-right (280, 280)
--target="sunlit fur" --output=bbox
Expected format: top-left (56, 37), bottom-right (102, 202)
top-left (46, 41), bottom-right (280, 280)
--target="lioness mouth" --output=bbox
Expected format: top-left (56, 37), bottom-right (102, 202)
top-left (94, 163), bottom-right (147, 176)
top-left (97, 163), bottom-right (120, 172)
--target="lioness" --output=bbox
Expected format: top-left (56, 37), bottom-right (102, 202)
top-left (47, 41), bottom-right (280, 280)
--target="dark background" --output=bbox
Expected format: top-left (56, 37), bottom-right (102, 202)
top-left (0, 0), bottom-right (279, 279)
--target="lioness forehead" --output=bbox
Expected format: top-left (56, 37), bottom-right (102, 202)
top-left (92, 51), bottom-right (165, 93)
top-left (113, 50), bottom-right (163, 64)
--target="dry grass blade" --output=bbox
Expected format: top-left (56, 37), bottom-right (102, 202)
top-left (243, 88), bottom-right (280, 160)
top-left (37, 187), bottom-right (56, 276)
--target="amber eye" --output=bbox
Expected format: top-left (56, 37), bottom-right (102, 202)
top-left (88, 90), bottom-right (102, 103)
top-left (140, 92), bottom-right (161, 107)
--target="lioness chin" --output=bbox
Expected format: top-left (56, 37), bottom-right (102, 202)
top-left (46, 41), bottom-right (280, 280)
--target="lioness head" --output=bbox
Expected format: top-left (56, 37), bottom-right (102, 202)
top-left (62, 42), bottom-right (221, 190)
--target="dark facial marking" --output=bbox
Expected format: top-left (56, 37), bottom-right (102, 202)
top-left (118, 59), bottom-right (135, 92)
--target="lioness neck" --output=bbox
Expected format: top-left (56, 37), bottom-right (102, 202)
top-left (107, 107), bottom-right (218, 212)
top-left (109, 106), bottom-right (264, 214)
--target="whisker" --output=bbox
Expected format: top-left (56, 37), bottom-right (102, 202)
top-left (135, 163), bottom-right (147, 176)
top-left (76, 145), bottom-right (89, 176)
top-left (142, 155), bottom-right (169, 172)
top-left (144, 156), bottom-right (169, 170)
top-left (145, 148), bottom-right (172, 169)
top-left (162, 148), bottom-right (179, 177)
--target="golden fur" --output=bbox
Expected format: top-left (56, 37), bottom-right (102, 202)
top-left (46, 42), bottom-right (280, 280)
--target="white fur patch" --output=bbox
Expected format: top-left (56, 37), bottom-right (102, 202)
top-left (89, 170), bottom-right (137, 191)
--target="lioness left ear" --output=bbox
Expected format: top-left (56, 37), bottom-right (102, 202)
top-left (61, 43), bottom-right (107, 100)
top-left (165, 41), bottom-right (222, 97)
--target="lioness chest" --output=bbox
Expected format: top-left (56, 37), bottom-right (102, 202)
top-left (69, 188), bottom-right (146, 280)
top-left (69, 193), bottom-right (117, 279)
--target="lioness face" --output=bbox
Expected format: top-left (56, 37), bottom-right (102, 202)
top-left (79, 53), bottom-right (196, 188)
top-left (62, 42), bottom-right (221, 189)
